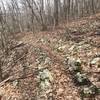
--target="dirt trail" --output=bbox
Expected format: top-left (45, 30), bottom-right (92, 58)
top-left (15, 25), bottom-right (81, 99)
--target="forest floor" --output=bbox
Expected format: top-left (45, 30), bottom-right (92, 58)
top-left (0, 14), bottom-right (100, 100)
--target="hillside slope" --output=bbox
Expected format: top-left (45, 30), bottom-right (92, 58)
top-left (0, 14), bottom-right (100, 100)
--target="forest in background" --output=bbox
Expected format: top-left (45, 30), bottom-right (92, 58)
top-left (0, 0), bottom-right (100, 33)
top-left (0, 0), bottom-right (100, 55)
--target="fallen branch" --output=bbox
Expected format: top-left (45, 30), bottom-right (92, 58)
top-left (3, 53), bottom-right (27, 74)
top-left (10, 42), bottom-right (25, 51)
top-left (0, 69), bottom-right (38, 87)
top-left (0, 76), bottom-right (13, 87)
top-left (0, 74), bottom-right (34, 87)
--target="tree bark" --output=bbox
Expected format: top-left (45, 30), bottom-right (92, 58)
top-left (54, 0), bottom-right (59, 26)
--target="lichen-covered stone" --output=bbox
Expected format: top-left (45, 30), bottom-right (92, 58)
top-left (74, 72), bottom-right (91, 86)
top-left (57, 45), bottom-right (67, 52)
top-left (44, 57), bottom-right (52, 65)
top-left (90, 57), bottom-right (100, 68)
top-left (40, 79), bottom-right (51, 90)
top-left (98, 88), bottom-right (100, 94)
top-left (91, 57), bottom-right (100, 65)
top-left (39, 69), bottom-right (53, 82)
top-left (37, 68), bottom-right (53, 100)
top-left (80, 85), bottom-right (98, 98)
top-left (12, 80), bottom-right (19, 87)
top-left (68, 58), bottom-right (82, 73)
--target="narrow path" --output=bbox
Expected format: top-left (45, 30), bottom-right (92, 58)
top-left (19, 32), bottom-right (81, 100)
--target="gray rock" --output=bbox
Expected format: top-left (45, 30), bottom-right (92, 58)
top-left (81, 85), bottom-right (98, 97)
top-left (40, 79), bottom-right (50, 90)
top-left (91, 57), bottom-right (100, 65)
top-left (44, 57), bottom-right (52, 65)
top-left (68, 58), bottom-right (82, 73)
top-left (57, 45), bottom-right (66, 52)
top-left (90, 57), bottom-right (100, 68)
top-left (12, 80), bottom-right (19, 87)
top-left (74, 72), bottom-right (91, 85)
top-left (39, 69), bottom-right (53, 82)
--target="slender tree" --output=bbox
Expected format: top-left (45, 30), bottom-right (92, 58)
top-left (54, 0), bottom-right (59, 26)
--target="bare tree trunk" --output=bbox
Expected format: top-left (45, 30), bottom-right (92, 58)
top-left (0, 58), bottom-right (3, 82)
top-left (63, 0), bottom-right (67, 20)
top-left (54, 0), bottom-right (59, 26)
top-left (91, 0), bottom-right (95, 14)
top-left (40, 0), bottom-right (47, 31)
top-left (0, 7), bottom-right (9, 54)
